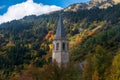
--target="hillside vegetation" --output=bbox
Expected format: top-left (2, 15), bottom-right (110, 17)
top-left (0, 3), bottom-right (120, 80)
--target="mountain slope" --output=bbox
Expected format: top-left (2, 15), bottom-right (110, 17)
top-left (0, 2), bottom-right (120, 80)
top-left (64, 0), bottom-right (120, 12)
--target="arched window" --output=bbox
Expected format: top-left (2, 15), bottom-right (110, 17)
top-left (62, 42), bottom-right (65, 51)
top-left (56, 43), bottom-right (59, 50)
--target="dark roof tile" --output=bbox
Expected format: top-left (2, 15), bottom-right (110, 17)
top-left (54, 15), bottom-right (67, 40)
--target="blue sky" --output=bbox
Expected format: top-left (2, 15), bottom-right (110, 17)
top-left (0, 0), bottom-right (90, 24)
top-left (0, 0), bottom-right (90, 15)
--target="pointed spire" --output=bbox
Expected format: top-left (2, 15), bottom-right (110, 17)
top-left (54, 14), bottom-right (66, 40)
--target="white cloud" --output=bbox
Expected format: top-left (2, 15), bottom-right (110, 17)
top-left (0, 0), bottom-right (62, 24)
top-left (0, 5), bottom-right (5, 9)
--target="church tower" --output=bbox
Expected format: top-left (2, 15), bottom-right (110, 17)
top-left (52, 15), bottom-right (69, 67)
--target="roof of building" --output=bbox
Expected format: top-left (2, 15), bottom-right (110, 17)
top-left (54, 15), bottom-right (67, 40)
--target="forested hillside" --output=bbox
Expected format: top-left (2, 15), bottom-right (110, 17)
top-left (0, 3), bottom-right (120, 80)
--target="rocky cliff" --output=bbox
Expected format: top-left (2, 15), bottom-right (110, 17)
top-left (64, 0), bottom-right (120, 12)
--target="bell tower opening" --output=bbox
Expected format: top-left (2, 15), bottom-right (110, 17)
top-left (56, 43), bottom-right (59, 50)
top-left (62, 42), bottom-right (65, 51)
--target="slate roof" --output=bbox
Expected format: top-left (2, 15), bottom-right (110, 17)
top-left (54, 15), bottom-right (67, 40)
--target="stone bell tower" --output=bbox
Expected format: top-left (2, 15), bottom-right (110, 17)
top-left (52, 14), bottom-right (69, 67)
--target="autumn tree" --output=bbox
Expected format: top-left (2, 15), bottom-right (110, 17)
top-left (83, 53), bottom-right (93, 80)
top-left (92, 45), bottom-right (112, 80)
top-left (107, 51), bottom-right (120, 80)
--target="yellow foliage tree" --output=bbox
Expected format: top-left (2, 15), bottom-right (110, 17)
top-left (108, 51), bottom-right (120, 80)
top-left (83, 53), bottom-right (93, 80)
top-left (92, 71), bottom-right (99, 80)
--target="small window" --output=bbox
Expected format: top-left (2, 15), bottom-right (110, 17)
top-left (62, 42), bottom-right (65, 51)
top-left (56, 43), bottom-right (59, 50)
